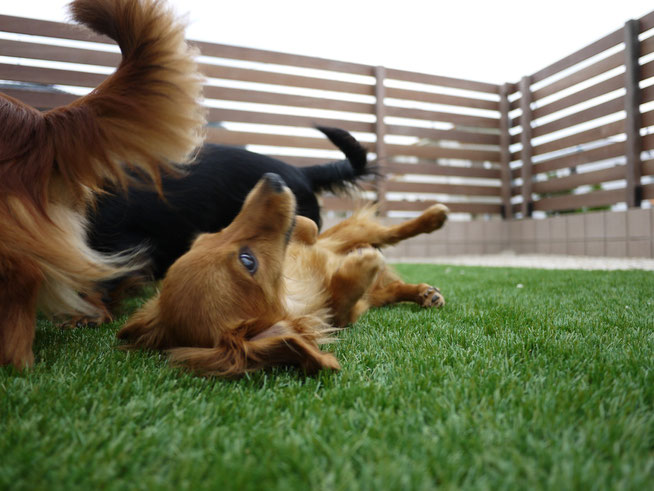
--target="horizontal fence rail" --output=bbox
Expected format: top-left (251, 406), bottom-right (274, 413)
top-left (1, 9), bottom-right (654, 220)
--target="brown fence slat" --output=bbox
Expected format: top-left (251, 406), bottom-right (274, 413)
top-left (203, 86), bottom-right (374, 114)
top-left (0, 38), bottom-right (120, 66)
top-left (385, 105), bottom-right (499, 129)
top-left (0, 14), bottom-right (109, 43)
top-left (642, 133), bottom-right (654, 151)
top-left (641, 36), bottom-right (654, 58)
top-left (527, 96), bottom-right (624, 140)
top-left (386, 162), bottom-right (501, 179)
top-left (639, 10), bottom-right (654, 31)
top-left (205, 128), bottom-right (373, 151)
top-left (265, 155), bottom-right (342, 167)
top-left (206, 108), bottom-right (375, 133)
top-left (643, 182), bottom-right (654, 199)
top-left (511, 141), bottom-right (625, 179)
top-left (511, 96), bottom-right (623, 143)
top-left (531, 73), bottom-right (623, 121)
top-left (642, 109), bottom-right (654, 128)
top-left (384, 124), bottom-right (500, 145)
top-left (642, 59), bottom-right (654, 82)
top-left (510, 120), bottom-right (625, 160)
top-left (531, 27), bottom-right (623, 84)
top-left (385, 86), bottom-right (499, 111)
top-left (0, 88), bottom-right (78, 109)
top-left (526, 51), bottom-right (623, 106)
top-left (530, 142), bottom-right (625, 176)
top-left (319, 196), bottom-right (376, 212)
top-left (0, 63), bottom-right (107, 88)
top-left (641, 84), bottom-right (654, 105)
top-left (194, 40), bottom-right (374, 77)
top-left (534, 188), bottom-right (625, 212)
top-left (529, 120), bottom-right (625, 158)
top-left (202, 64), bottom-right (374, 95)
top-left (384, 68), bottom-right (500, 95)
top-left (385, 143), bottom-right (500, 163)
top-left (532, 166), bottom-right (624, 194)
top-left (385, 181), bottom-right (500, 197)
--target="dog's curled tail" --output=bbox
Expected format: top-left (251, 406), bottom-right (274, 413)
top-left (50, 0), bottom-right (206, 193)
top-left (301, 126), bottom-right (376, 195)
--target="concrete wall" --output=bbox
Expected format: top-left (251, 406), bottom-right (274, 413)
top-left (322, 208), bottom-right (654, 259)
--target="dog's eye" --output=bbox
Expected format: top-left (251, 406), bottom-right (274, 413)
top-left (239, 248), bottom-right (258, 275)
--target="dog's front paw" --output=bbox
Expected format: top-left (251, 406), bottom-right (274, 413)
top-left (58, 312), bottom-right (112, 329)
top-left (418, 284), bottom-right (444, 308)
top-left (420, 204), bottom-right (449, 233)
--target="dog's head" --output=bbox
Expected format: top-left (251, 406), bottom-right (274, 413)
top-left (119, 173), bottom-right (339, 376)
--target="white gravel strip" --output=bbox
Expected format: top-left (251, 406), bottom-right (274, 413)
top-left (395, 253), bottom-right (654, 270)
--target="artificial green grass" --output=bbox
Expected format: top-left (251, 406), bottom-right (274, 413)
top-left (1, 265), bottom-right (653, 490)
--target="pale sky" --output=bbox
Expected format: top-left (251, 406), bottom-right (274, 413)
top-left (2, 0), bottom-right (653, 85)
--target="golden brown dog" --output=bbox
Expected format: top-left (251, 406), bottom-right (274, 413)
top-left (0, 0), bottom-right (206, 368)
top-left (118, 173), bottom-right (448, 377)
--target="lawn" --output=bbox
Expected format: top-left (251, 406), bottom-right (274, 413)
top-left (1, 265), bottom-right (653, 490)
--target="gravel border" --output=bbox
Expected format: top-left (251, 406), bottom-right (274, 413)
top-left (395, 253), bottom-right (654, 271)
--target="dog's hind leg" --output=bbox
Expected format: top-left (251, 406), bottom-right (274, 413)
top-left (320, 204), bottom-right (449, 253)
top-left (366, 267), bottom-right (444, 309)
top-left (0, 265), bottom-right (41, 368)
top-left (328, 248), bottom-right (384, 326)
top-left (368, 280), bottom-right (445, 309)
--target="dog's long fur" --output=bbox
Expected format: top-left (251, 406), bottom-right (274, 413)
top-left (0, 0), bottom-right (206, 368)
top-left (118, 174), bottom-right (448, 377)
top-left (88, 126), bottom-right (375, 292)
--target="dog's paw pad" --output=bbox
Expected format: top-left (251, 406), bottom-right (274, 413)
top-left (419, 285), bottom-right (444, 308)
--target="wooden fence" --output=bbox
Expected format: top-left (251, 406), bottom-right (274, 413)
top-left (504, 11), bottom-right (654, 218)
top-left (1, 10), bottom-right (653, 219)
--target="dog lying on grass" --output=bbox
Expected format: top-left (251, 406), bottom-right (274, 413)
top-left (0, 0), bottom-right (205, 368)
top-left (118, 173), bottom-right (448, 377)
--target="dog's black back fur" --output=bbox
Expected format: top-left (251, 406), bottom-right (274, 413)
top-left (88, 127), bottom-right (373, 280)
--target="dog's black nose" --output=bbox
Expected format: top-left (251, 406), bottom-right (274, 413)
top-left (262, 173), bottom-right (286, 193)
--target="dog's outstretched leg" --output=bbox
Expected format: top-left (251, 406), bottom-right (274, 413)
top-left (320, 204), bottom-right (449, 253)
top-left (368, 278), bottom-right (445, 309)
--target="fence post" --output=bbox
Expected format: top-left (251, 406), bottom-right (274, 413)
top-left (624, 19), bottom-right (642, 208)
top-left (519, 76), bottom-right (534, 217)
top-left (374, 65), bottom-right (387, 215)
top-left (499, 83), bottom-right (513, 219)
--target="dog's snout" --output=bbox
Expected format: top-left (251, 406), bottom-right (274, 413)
top-left (262, 173), bottom-right (286, 193)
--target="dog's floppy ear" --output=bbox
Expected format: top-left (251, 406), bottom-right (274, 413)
top-left (167, 320), bottom-right (340, 378)
top-left (116, 295), bottom-right (168, 350)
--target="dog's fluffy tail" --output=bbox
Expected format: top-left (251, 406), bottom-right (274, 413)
top-left (0, 0), bottom-right (205, 319)
top-left (300, 126), bottom-right (376, 195)
top-left (52, 0), bottom-right (206, 194)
